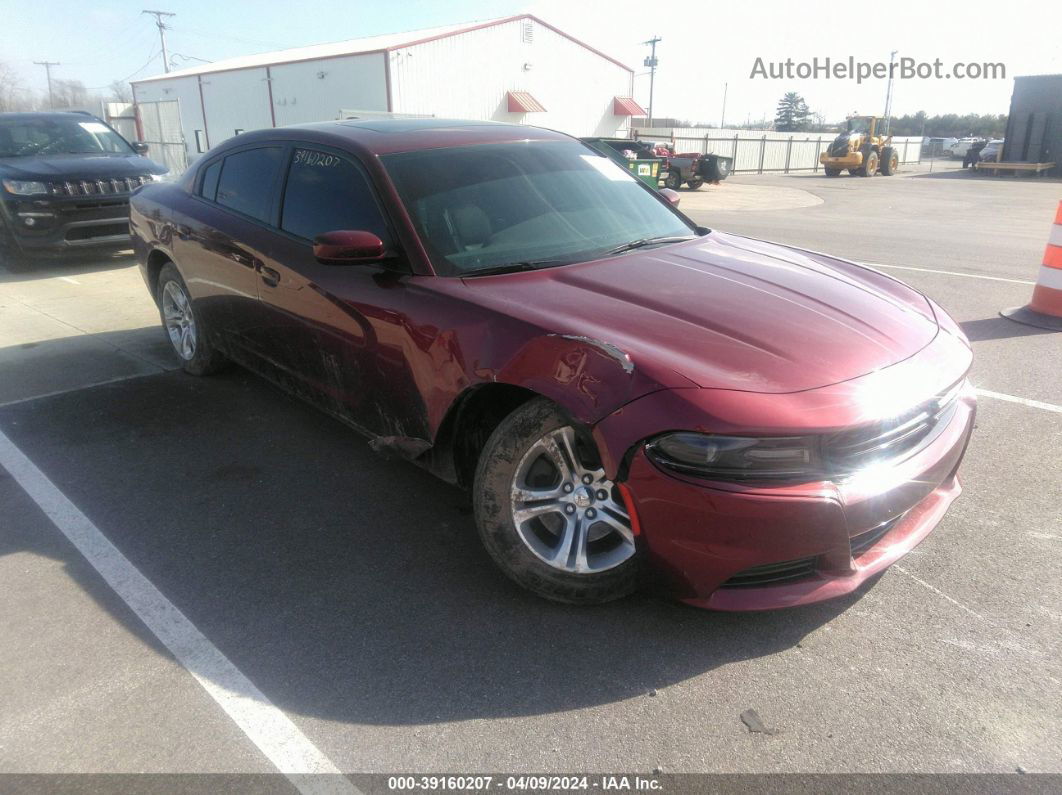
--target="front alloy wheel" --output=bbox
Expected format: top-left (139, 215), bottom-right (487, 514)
top-left (510, 425), bottom-right (635, 574)
top-left (473, 398), bottom-right (641, 604)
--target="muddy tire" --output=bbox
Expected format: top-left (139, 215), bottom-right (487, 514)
top-left (473, 398), bottom-right (641, 604)
top-left (156, 262), bottom-right (229, 376)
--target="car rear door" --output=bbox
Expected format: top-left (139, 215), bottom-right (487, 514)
top-left (172, 145), bottom-right (285, 358)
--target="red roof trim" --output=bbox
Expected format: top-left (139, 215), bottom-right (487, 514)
top-left (132, 14), bottom-right (631, 85)
top-left (507, 91), bottom-right (546, 113)
top-left (394, 14), bottom-right (632, 73)
top-left (613, 96), bottom-right (647, 116)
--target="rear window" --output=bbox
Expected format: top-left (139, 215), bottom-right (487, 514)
top-left (199, 160), bottom-right (221, 201)
top-left (215, 147), bottom-right (283, 223)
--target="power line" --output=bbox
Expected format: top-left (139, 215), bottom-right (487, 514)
top-left (142, 9), bottom-right (175, 73)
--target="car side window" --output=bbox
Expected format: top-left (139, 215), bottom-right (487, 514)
top-left (199, 160), bottom-right (221, 201)
top-left (215, 147), bottom-right (283, 223)
top-left (280, 148), bottom-right (389, 242)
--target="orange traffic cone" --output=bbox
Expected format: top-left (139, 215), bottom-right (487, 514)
top-left (1001, 200), bottom-right (1062, 330)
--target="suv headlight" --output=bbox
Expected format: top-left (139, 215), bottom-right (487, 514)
top-left (646, 432), bottom-right (819, 482)
top-left (149, 172), bottom-right (173, 183)
top-left (2, 179), bottom-right (49, 196)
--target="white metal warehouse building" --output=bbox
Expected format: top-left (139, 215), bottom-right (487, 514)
top-left (130, 14), bottom-right (644, 173)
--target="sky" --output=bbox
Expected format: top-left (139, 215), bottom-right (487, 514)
top-left (3, 0), bottom-right (1060, 124)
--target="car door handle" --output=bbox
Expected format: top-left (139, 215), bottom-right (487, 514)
top-left (257, 262), bottom-right (280, 288)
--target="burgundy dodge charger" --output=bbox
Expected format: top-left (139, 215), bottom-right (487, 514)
top-left (130, 119), bottom-right (975, 610)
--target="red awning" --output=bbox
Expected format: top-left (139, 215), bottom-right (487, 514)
top-left (507, 91), bottom-right (546, 113)
top-left (613, 96), bottom-right (647, 116)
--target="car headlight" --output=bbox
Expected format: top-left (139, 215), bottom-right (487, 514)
top-left (149, 172), bottom-right (173, 183)
top-left (2, 179), bottom-right (49, 196)
top-left (645, 432), bottom-right (819, 482)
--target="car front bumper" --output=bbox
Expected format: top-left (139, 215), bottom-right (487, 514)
top-left (593, 323), bottom-right (976, 610)
top-left (1, 194), bottom-right (132, 251)
top-left (620, 385), bottom-right (974, 610)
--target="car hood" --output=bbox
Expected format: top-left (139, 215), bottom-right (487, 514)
top-left (0, 153), bottom-right (166, 180)
top-left (459, 231), bottom-right (939, 394)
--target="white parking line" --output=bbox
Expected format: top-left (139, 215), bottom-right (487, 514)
top-left (0, 427), bottom-right (358, 795)
top-left (0, 372), bottom-right (165, 410)
top-left (975, 388), bottom-right (1062, 414)
top-left (862, 262), bottom-right (1035, 285)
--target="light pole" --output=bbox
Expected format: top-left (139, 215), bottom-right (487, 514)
top-left (643, 36), bottom-right (660, 127)
top-left (720, 82), bottom-right (728, 129)
top-left (883, 49), bottom-right (898, 135)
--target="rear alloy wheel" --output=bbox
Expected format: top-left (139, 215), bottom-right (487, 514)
top-left (473, 398), bottom-right (640, 604)
top-left (686, 176), bottom-right (705, 190)
top-left (157, 263), bottom-right (228, 376)
top-left (664, 171), bottom-right (682, 191)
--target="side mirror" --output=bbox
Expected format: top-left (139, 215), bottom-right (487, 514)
top-left (132, 141), bottom-right (150, 155)
top-left (313, 230), bottom-right (387, 264)
top-left (659, 188), bottom-right (681, 208)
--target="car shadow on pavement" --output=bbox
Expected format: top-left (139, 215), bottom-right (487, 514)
top-left (0, 248), bottom-right (136, 282)
top-left (960, 316), bottom-right (1058, 342)
top-left (0, 367), bottom-right (867, 725)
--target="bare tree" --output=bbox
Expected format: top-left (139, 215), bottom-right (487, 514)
top-left (109, 80), bottom-right (132, 103)
top-left (0, 61), bottom-right (35, 112)
top-left (51, 78), bottom-right (89, 109)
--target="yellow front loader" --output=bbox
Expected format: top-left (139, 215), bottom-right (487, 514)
top-left (819, 115), bottom-right (899, 177)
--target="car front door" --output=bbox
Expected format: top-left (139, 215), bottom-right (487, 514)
top-left (253, 144), bottom-right (431, 440)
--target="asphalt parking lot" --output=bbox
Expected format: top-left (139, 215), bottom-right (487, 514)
top-left (1, 161), bottom-right (1060, 782)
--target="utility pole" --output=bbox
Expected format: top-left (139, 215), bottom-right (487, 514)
top-left (142, 9), bottom-right (176, 73)
top-left (883, 49), bottom-right (898, 135)
top-left (720, 82), bottom-right (728, 129)
top-left (33, 61), bottom-right (60, 108)
top-left (642, 36), bottom-right (661, 127)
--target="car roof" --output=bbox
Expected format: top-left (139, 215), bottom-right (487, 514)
top-left (225, 118), bottom-right (574, 156)
top-left (0, 111), bottom-right (100, 121)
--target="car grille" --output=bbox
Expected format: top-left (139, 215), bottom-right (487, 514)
top-left (47, 176), bottom-right (152, 197)
top-left (721, 556), bottom-right (819, 588)
top-left (825, 381), bottom-right (964, 475)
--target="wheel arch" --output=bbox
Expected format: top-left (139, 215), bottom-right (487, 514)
top-left (429, 382), bottom-right (546, 488)
top-left (145, 249), bottom-right (173, 304)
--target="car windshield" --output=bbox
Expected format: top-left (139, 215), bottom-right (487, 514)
top-left (0, 117), bottom-right (134, 158)
top-left (382, 140), bottom-right (695, 276)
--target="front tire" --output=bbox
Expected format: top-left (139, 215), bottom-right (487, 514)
top-left (156, 262), bottom-right (228, 376)
top-left (473, 398), bottom-right (640, 604)
top-left (823, 166), bottom-right (842, 177)
top-left (686, 176), bottom-right (705, 190)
